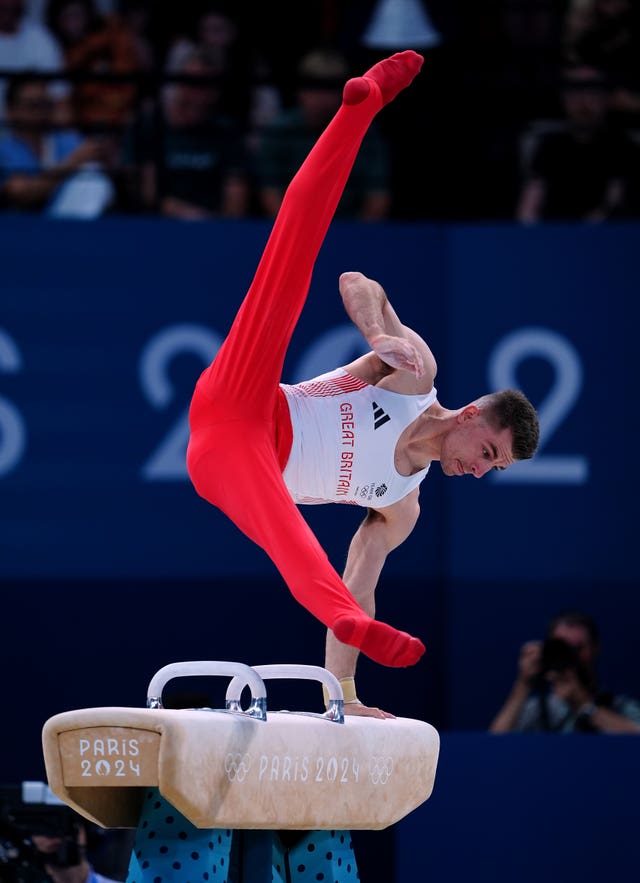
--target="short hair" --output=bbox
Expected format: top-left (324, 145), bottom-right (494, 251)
top-left (477, 389), bottom-right (539, 460)
top-left (547, 609), bottom-right (600, 648)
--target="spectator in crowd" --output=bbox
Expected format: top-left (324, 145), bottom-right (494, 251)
top-left (28, 815), bottom-right (128, 883)
top-left (163, 2), bottom-right (281, 139)
top-left (0, 70), bottom-right (116, 215)
top-left (564, 0), bottom-right (640, 124)
top-left (0, 0), bottom-right (67, 119)
top-left (565, 0), bottom-right (640, 87)
top-left (253, 47), bottom-right (391, 221)
top-left (124, 47), bottom-right (250, 219)
top-left (489, 609), bottom-right (640, 734)
top-left (516, 64), bottom-right (636, 222)
top-left (44, 0), bottom-right (141, 132)
top-left (165, 2), bottom-right (248, 124)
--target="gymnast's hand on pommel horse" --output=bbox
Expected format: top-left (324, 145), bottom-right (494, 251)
top-left (186, 51), bottom-right (540, 719)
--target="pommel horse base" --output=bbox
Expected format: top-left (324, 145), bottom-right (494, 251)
top-left (42, 662), bottom-right (440, 882)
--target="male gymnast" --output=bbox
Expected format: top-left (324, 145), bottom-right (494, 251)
top-left (186, 50), bottom-right (540, 715)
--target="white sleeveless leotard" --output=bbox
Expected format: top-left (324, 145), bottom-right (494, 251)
top-left (280, 368), bottom-right (437, 507)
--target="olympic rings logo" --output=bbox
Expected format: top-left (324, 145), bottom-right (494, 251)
top-left (368, 755), bottom-right (394, 785)
top-left (224, 753), bottom-right (251, 782)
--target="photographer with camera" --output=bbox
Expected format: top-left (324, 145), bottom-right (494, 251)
top-left (1, 788), bottom-right (130, 883)
top-left (489, 609), bottom-right (640, 733)
top-left (27, 820), bottom-right (124, 883)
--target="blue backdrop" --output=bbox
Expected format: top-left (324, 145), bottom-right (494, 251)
top-left (0, 217), bottom-right (638, 782)
top-left (395, 734), bottom-right (640, 883)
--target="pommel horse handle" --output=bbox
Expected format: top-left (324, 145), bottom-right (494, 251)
top-left (146, 660), bottom-right (268, 721)
top-left (226, 663), bottom-right (345, 724)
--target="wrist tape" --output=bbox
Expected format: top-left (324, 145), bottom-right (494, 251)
top-left (323, 676), bottom-right (359, 708)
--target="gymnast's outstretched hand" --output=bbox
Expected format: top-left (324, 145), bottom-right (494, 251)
top-left (343, 700), bottom-right (396, 720)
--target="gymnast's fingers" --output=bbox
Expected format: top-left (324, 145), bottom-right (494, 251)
top-left (344, 702), bottom-right (396, 720)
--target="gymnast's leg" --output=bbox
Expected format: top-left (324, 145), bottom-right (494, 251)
top-left (191, 50), bottom-right (424, 406)
top-left (187, 52), bottom-right (425, 668)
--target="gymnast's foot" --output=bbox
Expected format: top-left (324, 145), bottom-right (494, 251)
top-left (342, 50), bottom-right (424, 107)
top-left (333, 615), bottom-right (425, 668)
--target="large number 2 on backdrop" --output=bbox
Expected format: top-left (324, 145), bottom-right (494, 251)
top-left (489, 326), bottom-right (587, 485)
top-left (139, 324), bottom-right (222, 480)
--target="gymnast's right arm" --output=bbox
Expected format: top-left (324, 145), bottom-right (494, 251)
top-left (325, 489), bottom-right (421, 717)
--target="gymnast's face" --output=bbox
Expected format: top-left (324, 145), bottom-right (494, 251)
top-left (440, 405), bottom-right (514, 478)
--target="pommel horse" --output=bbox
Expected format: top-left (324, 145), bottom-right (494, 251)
top-left (42, 662), bottom-right (440, 882)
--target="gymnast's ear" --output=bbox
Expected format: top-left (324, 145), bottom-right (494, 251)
top-left (457, 405), bottom-right (479, 423)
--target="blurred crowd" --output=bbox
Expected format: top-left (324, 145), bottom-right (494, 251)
top-left (0, 0), bottom-right (639, 221)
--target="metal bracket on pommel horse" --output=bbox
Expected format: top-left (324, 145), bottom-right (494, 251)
top-left (42, 661), bottom-right (440, 882)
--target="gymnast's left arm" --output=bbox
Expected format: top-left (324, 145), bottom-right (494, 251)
top-left (324, 489), bottom-right (421, 718)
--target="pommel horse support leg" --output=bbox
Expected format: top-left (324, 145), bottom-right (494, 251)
top-left (42, 662), bottom-right (440, 882)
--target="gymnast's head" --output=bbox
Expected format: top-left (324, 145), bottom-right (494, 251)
top-left (439, 388), bottom-right (539, 478)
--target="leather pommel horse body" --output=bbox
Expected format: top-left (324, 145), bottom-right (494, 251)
top-left (42, 662), bottom-right (440, 882)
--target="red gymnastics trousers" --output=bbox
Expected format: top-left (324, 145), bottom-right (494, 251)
top-left (187, 52), bottom-right (425, 668)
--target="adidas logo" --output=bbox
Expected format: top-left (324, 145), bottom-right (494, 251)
top-left (375, 484), bottom-right (388, 497)
top-left (372, 401), bottom-right (390, 430)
